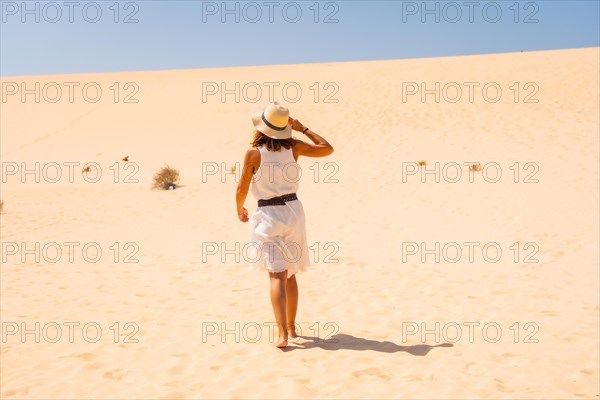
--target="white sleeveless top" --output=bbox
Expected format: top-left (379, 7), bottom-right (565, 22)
top-left (251, 145), bottom-right (300, 200)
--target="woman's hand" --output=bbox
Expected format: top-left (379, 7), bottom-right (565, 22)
top-left (288, 117), bottom-right (305, 132)
top-left (238, 207), bottom-right (249, 222)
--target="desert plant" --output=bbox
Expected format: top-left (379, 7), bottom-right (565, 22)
top-left (469, 163), bottom-right (482, 172)
top-left (152, 165), bottom-right (180, 190)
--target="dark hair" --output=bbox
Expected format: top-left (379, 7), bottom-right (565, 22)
top-left (251, 130), bottom-right (293, 151)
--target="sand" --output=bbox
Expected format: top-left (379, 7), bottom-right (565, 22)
top-left (1, 47), bottom-right (598, 399)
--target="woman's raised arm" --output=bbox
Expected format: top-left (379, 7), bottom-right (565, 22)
top-left (289, 117), bottom-right (334, 158)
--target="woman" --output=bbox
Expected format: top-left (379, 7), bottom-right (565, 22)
top-left (236, 102), bottom-right (334, 348)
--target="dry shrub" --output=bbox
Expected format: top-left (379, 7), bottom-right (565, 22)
top-left (469, 163), bottom-right (483, 172)
top-left (152, 165), bottom-right (180, 190)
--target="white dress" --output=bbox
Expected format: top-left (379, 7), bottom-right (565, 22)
top-left (248, 145), bottom-right (310, 277)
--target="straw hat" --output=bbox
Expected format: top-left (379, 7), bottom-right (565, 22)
top-left (251, 101), bottom-right (292, 139)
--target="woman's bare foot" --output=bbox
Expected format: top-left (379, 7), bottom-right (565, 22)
top-left (287, 323), bottom-right (298, 339)
top-left (275, 336), bottom-right (288, 348)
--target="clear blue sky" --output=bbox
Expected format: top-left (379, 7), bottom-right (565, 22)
top-left (1, 0), bottom-right (599, 76)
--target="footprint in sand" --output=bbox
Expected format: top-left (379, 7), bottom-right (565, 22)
top-left (1, 387), bottom-right (29, 397)
top-left (541, 310), bottom-right (560, 316)
top-left (347, 262), bottom-right (366, 267)
top-left (462, 362), bottom-right (476, 372)
top-left (103, 368), bottom-right (128, 380)
top-left (83, 362), bottom-right (104, 371)
top-left (168, 364), bottom-right (186, 375)
top-left (496, 383), bottom-right (515, 393)
top-left (551, 250), bottom-right (565, 258)
top-left (300, 357), bottom-right (318, 365)
top-left (62, 352), bottom-right (95, 361)
top-left (162, 391), bottom-right (187, 399)
top-left (351, 367), bottom-right (391, 381)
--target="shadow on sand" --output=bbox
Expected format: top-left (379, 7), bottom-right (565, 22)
top-left (281, 333), bottom-right (453, 356)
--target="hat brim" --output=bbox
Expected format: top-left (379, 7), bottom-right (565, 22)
top-left (252, 112), bottom-right (292, 140)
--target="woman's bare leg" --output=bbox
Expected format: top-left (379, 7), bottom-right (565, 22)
top-left (286, 273), bottom-right (299, 338)
top-left (269, 271), bottom-right (288, 347)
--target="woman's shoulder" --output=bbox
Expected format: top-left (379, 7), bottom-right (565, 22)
top-left (290, 138), bottom-right (309, 151)
top-left (244, 146), bottom-right (261, 161)
top-left (290, 138), bottom-right (304, 148)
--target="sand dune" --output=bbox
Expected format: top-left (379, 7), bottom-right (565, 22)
top-left (1, 48), bottom-right (598, 399)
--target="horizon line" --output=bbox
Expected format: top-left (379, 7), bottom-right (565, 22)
top-left (1, 46), bottom-right (597, 79)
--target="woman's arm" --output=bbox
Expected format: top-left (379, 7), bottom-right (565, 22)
top-left (289, 117), bottom-right (334, 158)
top-left (236, 147), bottom-right (260, 222)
